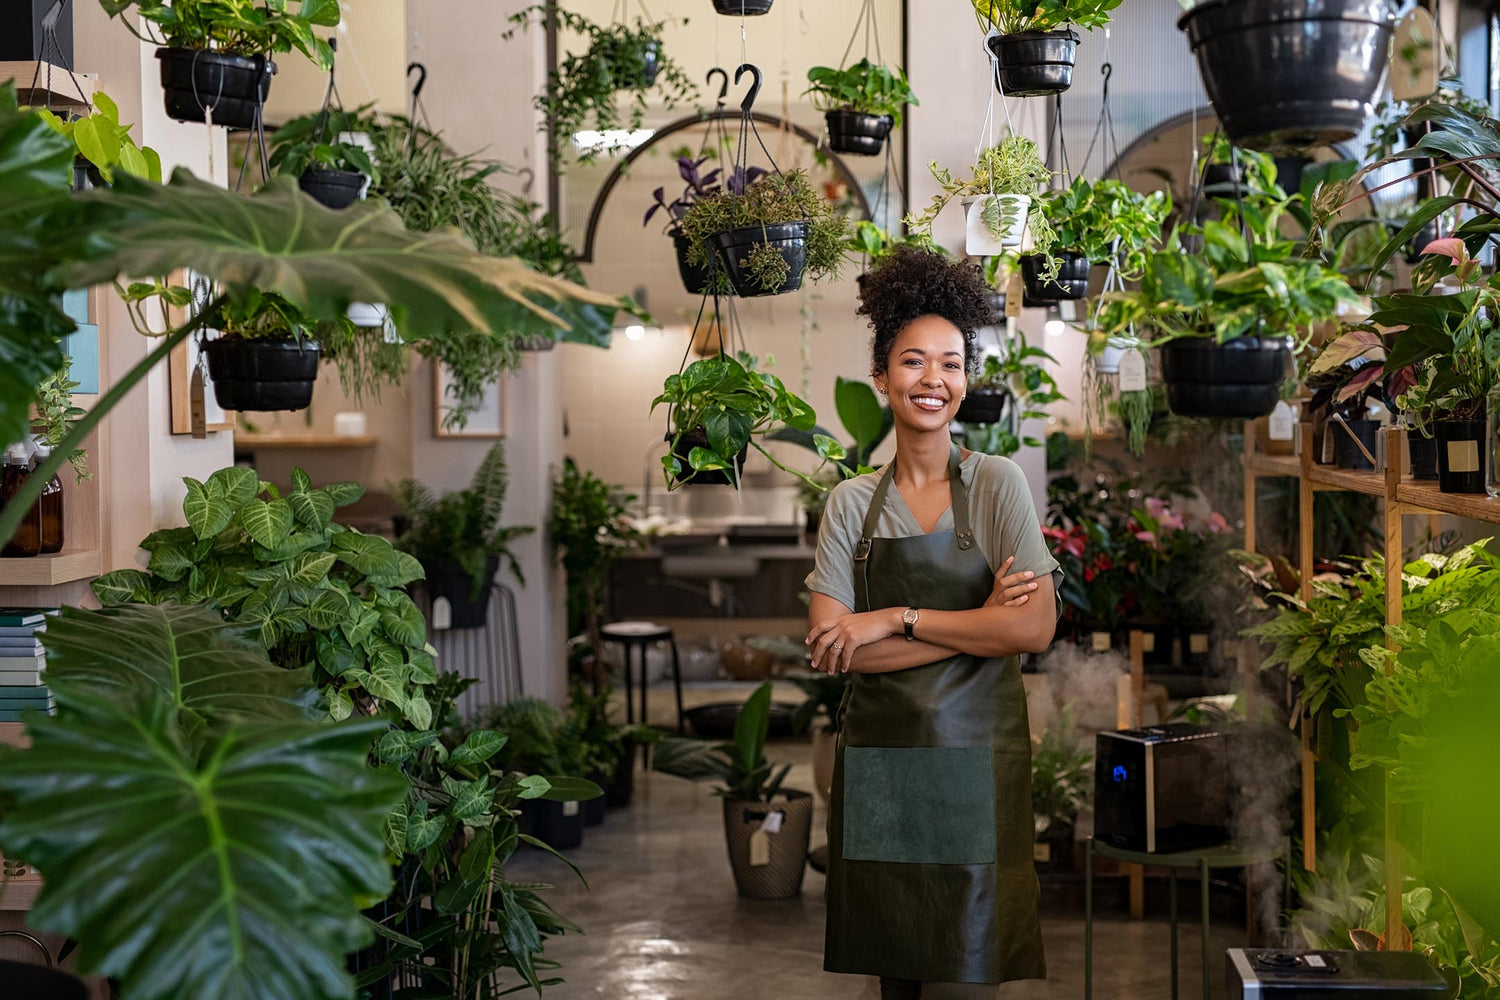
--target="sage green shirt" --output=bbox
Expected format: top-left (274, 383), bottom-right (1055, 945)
top-left (805, 452), bottom-right (1061, 611)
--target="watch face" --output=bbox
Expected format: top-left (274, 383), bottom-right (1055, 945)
top-left (903, 609), bottom-right (918, 624)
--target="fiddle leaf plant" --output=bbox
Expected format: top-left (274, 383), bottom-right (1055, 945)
top-left (0, 603), bottom-right (403, 1000)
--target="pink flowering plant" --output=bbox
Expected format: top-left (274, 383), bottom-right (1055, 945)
top-left (1119, 496), bottom-right (1232, 625)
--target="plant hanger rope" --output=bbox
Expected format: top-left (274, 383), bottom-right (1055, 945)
top-left (27, 0), bottom-right (92, 113)
top-left (836, 0), bottom-right (885, 73)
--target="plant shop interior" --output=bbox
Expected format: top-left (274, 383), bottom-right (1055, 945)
top-left (4, 0), bottom-right (1500, 998)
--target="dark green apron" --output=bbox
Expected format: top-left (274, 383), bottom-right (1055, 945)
top-left (824, 446), bottom-right (1045, 985)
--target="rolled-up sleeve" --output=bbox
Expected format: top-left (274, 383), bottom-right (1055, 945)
top-left (986, 458), bottom-right (1062, 590)
top-left (805, 482), bottom-right (857, 610)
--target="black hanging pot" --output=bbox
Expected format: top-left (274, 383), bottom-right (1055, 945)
top-left (1201, 163), bottom-right (1245, 197)
top-left (72, 156), bottom-right (105, 193)
top-left (0, 960), bottom-right (88, 1000)
top-left (673, 231), bottom-right (715, 295)
top-left (666, 430), bottom-right (747, 487)
top-left (421, 555), bottom-right (499, 629)
top-left (202, 338), bottom-right (319, 412)
top-left (987, 29), bottom-right (1080, 97)
top-left (1435, 419), bottom-right (1485, 494)
top-left (1158, 335), bottom-right (1291, 419)
top-left (713, 221), bottom-right (809, 297)
top-left (825, 110), bottom-right (894, 156)
top-left (1407, 428), bottom-right (1439, 480)
top-left (298, 167), bottom-right (365, 209)
top-left (956, 387), bottom-right (1009, 425)
top-left (1020, 251), bottom-right (1091, 301)
top-left (1274, 155), bottom-right (1311, 196)
top-left (1332, 417), bottom-right (1380, 470)
top-left (526, 797), bottom-right (585, 850)
top-left (1178, 0), bottom-right (1397, 151)
top-left (156, 47), bottom-right (275, 129)
top-left (713, 0), bottom-right (774, 13)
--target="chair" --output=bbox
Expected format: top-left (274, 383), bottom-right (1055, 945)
top-left (599, 621), bottom-right (684, 733)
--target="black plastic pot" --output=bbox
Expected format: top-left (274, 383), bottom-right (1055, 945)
top-left (584, 770), bottom-right (608, 826)
top-left (713, 0), bottom-right (773, 12)
top-left (1436, 419), bottom-right (1486, 494)
top-left (156, 46), bottom-right (275, 129)
top-left (987, 29), bottom-right (1080, 97)
top-left (1178, 0), bottom-right (1397, 150)
top-left (1407, 428), bottom-right (1439, 480)
top-left (527, 798), bottom-right (585, 851)
top-left (0, 960), bottom-right (87, 1000)
top-left (825, 110), bottom-right (893, 156)
top-left (955, 388), bottom-right (1009, 425)
top-left (203, 338), bottom-right (319, 412)
top-left (673, 231), bottom-right (714, 295)
top-left (667, 430), bottom-right (746, 487)
top-left (1035, 823), bottom-right (1076, 875)
top-left (713, 221), bottom-right (809, 297)
top-left (1333, 417), bottom-right (1380, 470)
top-left (1274, 155), bottom-right (1312, 197)
top-left (1201, 162), bottom-right (1245, 197)
top-left (422, 555), bottom-right (499, 629)
top-left (1159, 335), bottom-right (1291, 418)
top-left (605, 740), bottom-right (636, 807)
top-left (72, 157), bottom-right (104, 193)
top-left (299, 167), bottom-right (365, 209)
top-left (1020, 251), bottom-right (1091, 301)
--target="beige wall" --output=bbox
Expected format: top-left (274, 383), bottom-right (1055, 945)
top-left (263, 0), bottom-right (410, 121)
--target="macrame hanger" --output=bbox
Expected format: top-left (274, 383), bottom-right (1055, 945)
top-left (28, 0), bottom-right (91, 113)
top-left (1048, 92), bottom-right (1072, 189)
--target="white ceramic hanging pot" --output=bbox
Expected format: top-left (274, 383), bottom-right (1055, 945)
top-left (1096, 337), bottom-right (1134, 375)
top-left (965, 194), bottom-right (1030, 255)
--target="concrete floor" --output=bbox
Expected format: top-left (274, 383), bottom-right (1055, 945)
top-left (509, 703), bottom-right (1248, 1000)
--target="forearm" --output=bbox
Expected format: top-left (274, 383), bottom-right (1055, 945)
top-left (848, 636), bottom-right (961, 674)
top-left (909, 603), bottom-right (1056, 657)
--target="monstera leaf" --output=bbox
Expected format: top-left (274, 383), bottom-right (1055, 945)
top-left (0, 603), bottom-right (403, 1000)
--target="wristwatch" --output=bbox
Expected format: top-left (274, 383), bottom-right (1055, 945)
top-left (902, 607), bottom-right (919, 640)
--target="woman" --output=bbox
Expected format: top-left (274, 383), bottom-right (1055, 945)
top-left (805, 246), bottom-right (1059, 999)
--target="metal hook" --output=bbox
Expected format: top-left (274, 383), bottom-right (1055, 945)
top-left (706, 67), bottom-right (729, 106)
top-left (1100, 62), bottom-right (1112, 101)
top-left (733, 63), bottom-right (762, 114)
top-left (407, 62), bottom-right (427, 99)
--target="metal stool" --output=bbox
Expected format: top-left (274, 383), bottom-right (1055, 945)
top-left (599, 621), bottom-right (684, 733)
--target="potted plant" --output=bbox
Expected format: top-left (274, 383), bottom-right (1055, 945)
top-left (564, 680), bottom-right (660, 816)
top-left (1024, 177), bottom-right (1170, 301)
top-left (1032, 705), bottom-right (1092, 873)
top-left (505, 7), bottom-right (696, 166)
top-left (268, 106), bottom-right (377, 210)
top-left (393, 442), bottom-right (533, 628)
top-left (33, 90), bottom-right (162, 190)
top-left (645, 155), bottom-right (766, 294)
top-left (1176, 0), bottom-right (1397, 150)
top-left (956, 328), bottom-right (1062, 433)
top-left (31, 355), bottom-right (90, 483)
top-left (906, 136), bottom-right (1055, 258)
top-left (791, 670), bottom-right (848, 803)
top-left (653, 682), bottom-right (813, 899)
top-left (550, 458), bottom-right (642, 683)
top-left (677, 169), bottom-right (851, 297)
top-left (769, 374), bottom-right (894, 479)
top-left (101, 0), bottom-right (339, 128)
top-left (970, 0), bottom-right (1121, 97)
top-left (713, 0), bottom-right (774, 14)
top-left (803, 58), bottom-right (919, 157)
top-left (477, 696), bottom-right (597, 850)
top-left (193, 290), bottom-right (325, 411)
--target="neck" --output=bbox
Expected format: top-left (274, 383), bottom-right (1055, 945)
top-left (891, 426), bottom-right (953, 487)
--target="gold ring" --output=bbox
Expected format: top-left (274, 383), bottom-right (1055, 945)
top-left (833, 642), bottom-right (843, 650)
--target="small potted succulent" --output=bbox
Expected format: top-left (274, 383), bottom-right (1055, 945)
top-left (101, 0), bottom-right (340, 128)
top-left (803, 58), bottom-right (919, 157)
top-left (971, 0), bottom-right (1122, 97)
top-left (645, 156), bottom-right (765, 294)
top-left (677, 169), bottom-right (851, 297)
top-left (1024, 177), bottom-right (1170, 301)
top-left (906, 136), bottom-right (1054, 258)
top-left (268, 106), bottom-right (377, 210)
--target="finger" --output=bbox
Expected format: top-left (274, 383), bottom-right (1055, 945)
top-left (998, 580), bottom-right (1040, 601)
top-left (1003, 593), bottom-right (1030, 607)
top-left (811, 630), bottom-right (840, 668)
top-left (806, 621), bottom-right (834, 645)
top-left (993, 556), bottom-right (1014, 582)
top-left (840, 634), bottom-right (858, 673)
top-left (996, 569), bottom-right (1035, 590)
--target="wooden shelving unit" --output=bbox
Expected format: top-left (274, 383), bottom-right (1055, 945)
top-left (1241, 419), bottom-right (1500, 948)
top-left (0, 548), bottom-right (102, 587)
top-left (234, 434), bottom-right (378, 450)
top-left (0, 60), bottom-right (96, 111)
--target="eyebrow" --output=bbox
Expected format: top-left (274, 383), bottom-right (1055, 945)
top-left (899, 348), bottom-right (964, 358)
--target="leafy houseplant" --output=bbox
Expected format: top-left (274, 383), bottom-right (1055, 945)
top-left (955, 330), bottom-right (1064, 460)
top-left (804, 59), bottom-right (919, 156)
top-left (1027, 177), bottom-right (1170, 300)
top-left (1031, 704), bottom-right (1092, 870)
top-left (907, 137), bottom-right (1055, 259)
top-left (644, 154), bottom-right (766, 294)
top-left (393, 441), bottom-right (533, 628)
top-left (31, 355), bottom-right (90, 482)
top-left (101, 0), bottom-right (342, 127)
top-left (769, 374), bottom-right (893, 478)
top-left (653, 682), bottom-right (814, 899)
top-left (33, 90), bottom-right (162, 188)
top-left (268, 105), bottom-right (377, 210)
top-left (678, 169), bottom-right (850, 296)
top-left (550, 459), bottom-right (642, 669)
top-left (971, 0), bottom-right (1121, 97)
top-left (564, 680), bottom-right (660, 810)
top-left (476, 696), bottom-right (602, 850)
top-left (506, 7), bottom-right (697, 166)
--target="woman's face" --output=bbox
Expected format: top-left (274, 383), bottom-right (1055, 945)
top-left (873, 314), bottom-right (967, 432)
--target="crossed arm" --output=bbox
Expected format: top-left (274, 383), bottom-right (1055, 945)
top-left (805, 556), bottom-right (1057, 675)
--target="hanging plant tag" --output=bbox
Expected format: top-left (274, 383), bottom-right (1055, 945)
top-left (1117, 350), bottom-right (1148, 392)
top-left (562, 800), bottom-right (580, 817)
top-left (1268, 400), bottom-right (1296, 441)
top-left (1005, 272), bottom-right (1023, 320)
top-left (189, 364), bottom-right (208, 439)
top-left (432, 598), bottom-right (453, 631)
top-left (760, 810), bottom-right (784, 834)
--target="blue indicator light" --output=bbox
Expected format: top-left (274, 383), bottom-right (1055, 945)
top-left (1112, 765), bottom-right (1128, 783)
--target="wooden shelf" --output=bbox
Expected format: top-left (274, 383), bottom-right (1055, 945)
top-left (0, 61), bottom-right (95, 111)
top-left (233, 434), bottom-right (378, 450)
top-left (1243, 451), bottom-right (1300, 477)
top-left (1305, 464), bottom-right (1385, 497)
top-left (1394, 481), bottom-right (1500, 521)
top-left (0, 548), bottom-right (102, 587)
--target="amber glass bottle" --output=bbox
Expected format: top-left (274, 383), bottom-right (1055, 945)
top-left (0, 444), bottom-right (41, 558)
top-left (33, 444), bottom-right (63, 554)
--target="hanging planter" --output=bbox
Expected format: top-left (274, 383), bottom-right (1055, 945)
top-left (965, 194), bottom-right (1030, 254)
top-left (714, 222), bottom-right (811, 297)
top-left (1094, 337), bottom-right (1136, 375)
top-left (298, 167), bottom-right (365, 209)
top-left (713, 0), bottom-right (774, 14)
top-left (156, 48), bottom-right (275, 129)
top-left (1021, 250), bottom-right (1090, 301)
top-left (955, 387), bottom-right (1010, 425)
top-left (987, 29), bottom-right (1080, 97)
top-left (673, 231), bottom-right (714, 295)
top-left (202, 338), bottom-right (319, 412)
top-left (825, 110), bottom-right (894, 156)
top-left (1178, 0), bottom-right (1398, 150)
top-left (1158, 335), bottom-right (1291, 419)
top-left (420, 555), bottom-right (499, 629)
top-left (1435, 419), bottom-right (1485, 494)
top-left (665, 430), bottom-right (747, 487)
top-left (805, 58), bottom-right (917, 157)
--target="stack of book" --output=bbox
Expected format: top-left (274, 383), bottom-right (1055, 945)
top-left (0, 608), bottom-right (57, 721)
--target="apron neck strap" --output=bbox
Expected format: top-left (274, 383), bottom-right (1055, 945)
top-left (855, 444), bottom-right (975, 562)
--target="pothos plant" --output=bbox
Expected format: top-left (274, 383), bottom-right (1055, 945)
top-left (957, 329), bottom-right (1065, 459)
top-left (33, 90), bottom-right (162, 185)
top-left (100, 0), bottom-right (341, 69)
top-left (803, 58), bottom-right (919, 126)
top-left (267, 105), bottom-right (378, 182)
top-left (1039, 176), bottom-right (1170, 279)
top-left (906, 136), bottom-right (1057, 260)
top-left (506, 6), bottom-right (697, 165)
top-left (971, 0), bottom-right (1123, 35)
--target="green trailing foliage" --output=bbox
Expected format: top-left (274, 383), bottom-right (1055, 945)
top-left (1039, 177), bottom-right (1170, 279)
top-left (652, 681), bottom-right (794, 802)
top-left (100, 0), bottom-right (341, 69)
top-left (906, 137), bottom-right (1056, 261)
top-left (268, 105), bottom-right (378, 181)
top-left (393, 441), bottom-right (534, 599)
top-left (970, 0), bottom-right (1122, 34)
top-left (0, 603), bottom-right (403, 1000)
top-left (31, 354), bottom-right (90, 481)
top-left (957, 329), bottom-right (1064, 459)
top-left (33, 89), bottom-right (162, 184)
top-left (804, 59), bottom-right (919, 127)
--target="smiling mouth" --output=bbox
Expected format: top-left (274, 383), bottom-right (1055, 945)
top-left (910, 394), bottom-right (949, 412)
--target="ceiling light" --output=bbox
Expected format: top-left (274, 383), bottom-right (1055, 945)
top-left (1044, 319), bottom-right (1065, 337)
top-left (624, 324), bottom-right (646, 342)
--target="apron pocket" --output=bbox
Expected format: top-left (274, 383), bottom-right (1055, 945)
top-left (841, 746), bottom-right (996, 865)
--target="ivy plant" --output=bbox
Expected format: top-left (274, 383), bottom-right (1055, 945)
top-left (31, 354), bottom-right (90, 481)
top-left (101, 0), bottom-right (341, 69)
top-left (958, 329), bottom-right (1065, 459)
top-left (906, 136), bottom-right (1057, 262)
top-left (1039, 176), bottom-right (1170, 279)
top-left (804, 59), bottom-right (920, 126)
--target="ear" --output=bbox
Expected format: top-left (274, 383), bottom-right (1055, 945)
top-left (871, 370), bottom-right (886, 394)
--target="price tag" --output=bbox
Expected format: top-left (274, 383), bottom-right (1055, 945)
top-left (1091, 631), bottom-right (1112, 653)
top-left (1141, 631), bottom-right (1156, 654)
top-left (760, 810), bottom-right (785, 835)
top-left (749, 828), bottom-right (771, 866)
top-left (189, 363), bottom-right (208, 439)
top-left (1033, 841), bottom-right (1051, 863)
top-left (432, 598), bottom-right (452, 631)
top-left (1005, 272), bottom-right (1023, 319)
top-left (562, 800), bottom-right (580, 818)
top-left (1268, 400), bottom-right (1295, 441)
top-left (1321, 426), bottom-right (1337, 464)
top-left (1190, 633), bottom-right (1210, 655)
top-left (1117, 350), bottom-right (1148, 392)
top-left (1448, 440), bottom-right (1480, 473)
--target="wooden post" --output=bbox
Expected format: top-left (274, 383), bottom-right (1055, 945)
top-left (1297, 423), bottom-right (1317, 872)
top-left (1244, 420), bottom-right (1258, 555)
top-left (1127, 629), bottom-right (1145, 920)
top-left (1382, 428), bottom-right (1411, 950)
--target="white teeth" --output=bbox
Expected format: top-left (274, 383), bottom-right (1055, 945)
top-left (912, 396), bottom-right (946, 408)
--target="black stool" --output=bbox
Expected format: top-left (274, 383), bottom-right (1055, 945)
top-left (600, 621), bottom-right (685, 734)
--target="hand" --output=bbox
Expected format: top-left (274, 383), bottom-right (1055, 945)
top-left (985, 556), bottom-right (1038, 608)
top-left (805, 609), bottom-right (899, 675)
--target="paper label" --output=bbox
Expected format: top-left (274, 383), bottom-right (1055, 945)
top-left (1447, 439), bottom-right (1481, 473)
top-left (1141, 631), bottom-right (1156, 653)
top-left (749, 828), bottom-right (771, 866)
top-left (1005, 272), bottom-right (1023, 319)
top-left (1033, 841), bottom-right (1051, 863)
top-left (1268, 401), bottom-right (1296, 441)
top-left (562, 800), bottom-right (580, 817)
top-left (1117, 350), bottom-right (1148, 393)
top-left (1091, 631), bottom-right (1112, 653)
top-left (431, 598), bottom-right (452, 631)
top-left (1190, 632), bottom-right (1210, 654)
top-left (189, 365), bottom-right (207, 439)
top-left (760, 810), bottom-right (784, 835)
top-left (1321, 427), bottom-right (1336, 464)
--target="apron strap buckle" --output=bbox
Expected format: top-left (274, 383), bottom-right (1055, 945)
top-left (956, 530), bottom-right (975, 550)
top-left (853, 537), bottom-right (873, 562)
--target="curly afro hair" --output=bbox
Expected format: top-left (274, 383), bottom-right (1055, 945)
top-left (857, 245), bottom-right (994, 375)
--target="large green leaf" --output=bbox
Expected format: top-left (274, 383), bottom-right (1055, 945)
top-left (834, 377), bottom-right (884, 452)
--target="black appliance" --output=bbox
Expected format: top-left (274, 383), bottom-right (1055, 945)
top-left (1226, 949), bottom-right (1450, 998)
top-left (1093, 724), bottom-right (1229, 853)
